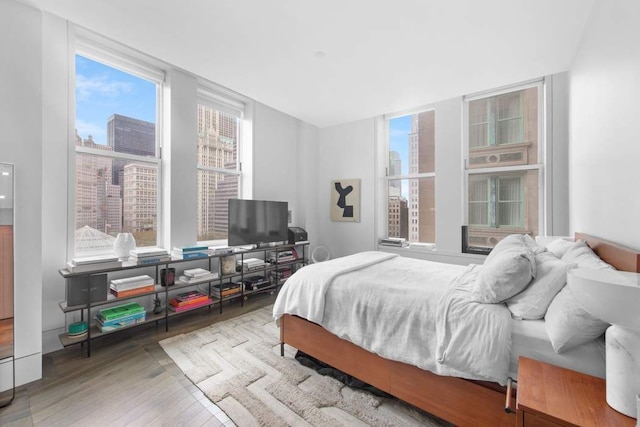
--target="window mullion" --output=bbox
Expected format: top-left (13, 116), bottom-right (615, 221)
top-left (489, 177), bottom-right (497, 227)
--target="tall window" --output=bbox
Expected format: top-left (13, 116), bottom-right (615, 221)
top-left (464, 83), bottom-right (542, 251)
top-left (74, 53), bottom-right (162, 256)
top-left (196, 92), bottom-right (243, 242)
top-left (386, 110), bottom-right (435, 243)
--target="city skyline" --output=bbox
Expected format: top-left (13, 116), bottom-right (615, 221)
top-left (76, 54), bottom-right (156, 146)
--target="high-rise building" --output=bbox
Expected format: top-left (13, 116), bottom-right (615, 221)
top-left (407, 111), bottom-right (435, 243)
top-left (122, 163), bottom-right (157, 237)
top-left (417, 111), bottom-right (435, 243)
top-left (197, 105), bottom-right (238, 241)
top-left (104, 183), bottom-right (122, 235)
top-left (389, 151), bottom-right (401, 189)
top-left (75, 132), bottom-right (117, 234)
top-left (107, 114), bottom-right (156, 185)
top-left (387, 195), bottom-right (408, 239)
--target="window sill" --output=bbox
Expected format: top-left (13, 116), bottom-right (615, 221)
top-left (377, 244), bottom-right (487, 266)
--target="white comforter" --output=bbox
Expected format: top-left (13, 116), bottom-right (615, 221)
top-left (273, 251), bottom-right (513, 385)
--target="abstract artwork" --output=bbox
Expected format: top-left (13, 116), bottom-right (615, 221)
top-left (330, 179), bottom-right (360, 222)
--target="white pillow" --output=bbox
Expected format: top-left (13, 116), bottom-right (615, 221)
top-left (545, 238), bottom-right (574, 258)
top-left (506, 252), bottom-right (573, 320)
top-left (522, 233), bottom-right (545, 255)
top-left (545, 286), bottom-right (609, 353)
top-left (473, 249), bottom-right (536, 303)
top-left (485, 234), bottom-right (541, 266)
top-left (561, 240), bottom-right (615, 270)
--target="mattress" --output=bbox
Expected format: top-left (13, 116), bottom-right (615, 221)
top-left (509, 318), bottom-right (605, 380)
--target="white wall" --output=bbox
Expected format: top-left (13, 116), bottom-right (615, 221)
top-left (163, 69), bottom-right (198, 249)
top-left (0, 0), bottom-right (44, 388)
top-left (316, 119), bottom-right (377, 258)
top-left (569, 0), bottom-right (640, 248)
top-left (317, 78), bottom-right (570, 262)
top-left (549, 72), bottom-right (571, 237)
top-left (253, 103), bottom-right (299, 206)
top-left (41, 12), bottom-right (70, 359)
top-left (433, 98), bottom-right (465, 253)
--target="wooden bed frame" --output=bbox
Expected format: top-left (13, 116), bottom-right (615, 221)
top-left (279, 233), bottom-right (640, 427)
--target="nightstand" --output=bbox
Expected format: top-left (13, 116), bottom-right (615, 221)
top-left (516, 357), bottom-right (635, 427)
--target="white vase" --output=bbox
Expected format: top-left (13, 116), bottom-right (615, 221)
top-left (113, 232), bottom-right (136, 260)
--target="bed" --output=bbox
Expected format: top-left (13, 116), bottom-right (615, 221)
top-left (273, 233), bottom-right (640, 426)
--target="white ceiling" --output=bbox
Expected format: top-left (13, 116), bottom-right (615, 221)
top-left (24, 0), bottom-right (594, 128)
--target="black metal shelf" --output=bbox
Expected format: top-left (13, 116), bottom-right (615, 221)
top-left (58, 242), bottom-right (309, 356)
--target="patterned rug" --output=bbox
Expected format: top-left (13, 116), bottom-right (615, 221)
top-left (159, 306), bottom-right (447, 426)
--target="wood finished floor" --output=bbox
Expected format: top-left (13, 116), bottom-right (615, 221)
top-left (0, 318), bottom-right (13, 360)
top-left (0, 295), bottom-right (274, 426)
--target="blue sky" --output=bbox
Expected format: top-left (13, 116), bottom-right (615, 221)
top-left (75, 54), bottom-right (156, 145)
top-left (388, 115), bottom-right (412, 176)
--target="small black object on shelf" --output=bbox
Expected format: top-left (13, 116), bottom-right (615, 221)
top-left (160, 268), bottom-right (175, 286)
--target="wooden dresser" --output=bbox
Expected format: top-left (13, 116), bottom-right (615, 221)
top-left (516, 356), bottom-right (635, 426)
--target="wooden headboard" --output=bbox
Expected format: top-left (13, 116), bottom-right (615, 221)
top-left (575, 232), bottom-right (640, 273)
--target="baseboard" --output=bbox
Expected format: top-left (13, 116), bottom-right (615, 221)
top-left (16, 352), bottom-right (42, 387)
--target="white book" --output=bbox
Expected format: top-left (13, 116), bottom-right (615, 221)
top-left (177, 273), bottom-right (218, 283)
top-left (241, 258), bottom-right (264, 265)
top-left (183, 268), bottom-right (211, 277)
top-left (129, 247), bottom-right (169, 257)
top-left (71, 254), bottom-right (119, 265)
top-left (66, 260), bottom-right (122, 273)
top-left (111, 275), bottom-right (155, 288)
top-left (209, 246), bottom-right (234, 254)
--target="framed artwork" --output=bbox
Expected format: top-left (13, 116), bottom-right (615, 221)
top-left (330, 179), bottom-right (360, 222)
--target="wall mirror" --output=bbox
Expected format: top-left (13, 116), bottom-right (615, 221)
top-left (0, 163), bottom-right (14, 407)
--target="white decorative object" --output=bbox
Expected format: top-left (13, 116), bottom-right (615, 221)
top-left (113, 232), bottom-right (136, 260)
top-left (311, 245), bottom-right (330, 263)
top-left (568, 268), bottom-right (640, 418)
top-left (606, 326), bottom-right (640, 418)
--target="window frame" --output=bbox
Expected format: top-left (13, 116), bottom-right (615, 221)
top-left (383, 108), bottom-right (436, 244)
top-left (462, 79), bottom-right (545, 251)
top-left (69, 37), bottom-right (165, 257)
top-left (195, 85), bottom-right (245, 245)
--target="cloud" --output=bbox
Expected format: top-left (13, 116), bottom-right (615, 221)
top-left (76, 119), bottom-right (107, 145)
top-left (389, 127), bottom-right (410, 139)
top-left (76, 73), bottom-right (133, 103)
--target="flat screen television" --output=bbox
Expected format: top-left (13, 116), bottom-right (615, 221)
top-left (228, 199), bottom-right (289, 247)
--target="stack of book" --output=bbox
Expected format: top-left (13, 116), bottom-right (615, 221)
top-left (211, 282), bottom-right (242, 300)
top-left (110, 275), bottom-right (156, 297)
top-left (172, 245), bottom-right (210, 259)
top-left (96, 302), bottom-right (146, 332)
top-left (239, 258), bottom-right (268, 272)
top-left (66, 254), bottom-right (122, 273)
top-left (129, 247), bottom-right (170, 264)
top-left (168, 290), bottom-right (212, 312)
top-left (270, 267), bottom-right (293, 283)
top-left (209, 245), bottom-right (234, 255)
top-left (266, 250), bottom-right (296, 264)
top-left (177, 268), bottom-right (218, 284)
top-left (243, 275), bottom-right (271, 291)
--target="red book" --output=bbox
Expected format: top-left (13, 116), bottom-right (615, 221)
top-left (168, 298), bottom-right (212, 312)
top-left (110, 284), bottom-right (156, 298)
top-left (169, 295), bottom-right (210, 307)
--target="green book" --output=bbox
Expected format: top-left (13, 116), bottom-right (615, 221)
top-left (99, 302), bottom-right (145, 321)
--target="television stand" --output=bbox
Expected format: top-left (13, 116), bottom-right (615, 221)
top-left (58, 241), bottom-right (309, 357)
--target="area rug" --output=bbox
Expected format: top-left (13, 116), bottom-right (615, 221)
top-left (159, 305), bottom-right (448, 426)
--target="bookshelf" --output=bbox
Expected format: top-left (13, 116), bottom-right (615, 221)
top-left (58, 242), bottom-right (309, 356)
